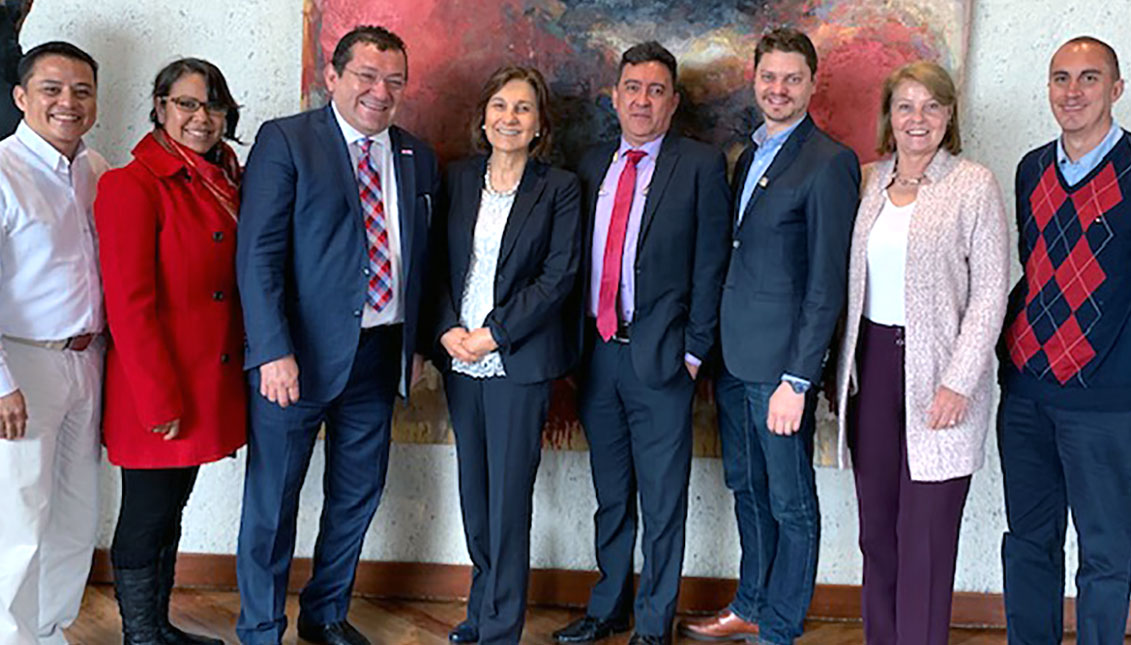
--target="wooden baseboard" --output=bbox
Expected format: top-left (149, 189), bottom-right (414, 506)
top-left (89, 550), bottom-right (1120, 632)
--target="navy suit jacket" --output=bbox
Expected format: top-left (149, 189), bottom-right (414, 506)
top-left (237, 105), bottom-right (438, 401)
top-left (576, 134), bottom-right (731, 389)
top-left (433, 156), bottom-right (581, 384)
top-left (720, 115), bottom-right (860, 384)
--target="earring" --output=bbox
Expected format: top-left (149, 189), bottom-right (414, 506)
top-left (481, 124), bottom-right (487, 131)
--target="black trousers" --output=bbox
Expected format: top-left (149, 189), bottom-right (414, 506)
top-left (578, 339), bottom-right (695, 638)
top-left (444, 372), bottom-right (551, 645)
top-left (111, 466), bottom-right (200, 569)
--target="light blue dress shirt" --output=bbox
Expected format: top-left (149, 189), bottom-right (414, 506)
top-left (736, 117), bottom-right (804, 226)
top-left (737, 117), bottom-right (810, 390)
top-left (1057, 121), bottom-right (1123, 185)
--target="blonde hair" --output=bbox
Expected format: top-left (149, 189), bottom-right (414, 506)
top-left (876, 61), bottom-right (962, 156)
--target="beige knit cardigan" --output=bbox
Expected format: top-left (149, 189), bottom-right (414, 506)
top-left (834, 151), bottom-right (1010, 481)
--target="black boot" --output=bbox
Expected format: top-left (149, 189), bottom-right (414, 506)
top-left (113, 565), bottom-right (165, 645)
top-left (156, 544), bottom-right (224, 645)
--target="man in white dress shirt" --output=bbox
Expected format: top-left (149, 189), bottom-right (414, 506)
top-left (0, 41), bottom-right (107, 645)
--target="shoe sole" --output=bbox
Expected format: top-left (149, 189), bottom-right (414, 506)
top-left (677, 625), bottom-right (760, 643)
top-left (553, 625), bottom-right (631, 643)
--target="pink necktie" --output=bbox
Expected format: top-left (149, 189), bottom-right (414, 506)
top-left (596, 150), bottom-right (647, 341)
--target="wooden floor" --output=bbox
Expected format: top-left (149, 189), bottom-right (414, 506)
top-left (66, 584), bottom-right (1085, 644)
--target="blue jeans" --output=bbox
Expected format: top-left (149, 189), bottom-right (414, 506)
top-left (715, 368), bottom-right (819, 645)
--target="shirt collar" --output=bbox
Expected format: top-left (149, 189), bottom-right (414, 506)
top-left (1057, 120), bottom-right (1122, 168)
top-left (331, 101), bottom-right (391, 150)
top-left (14, 120), bottom-right (88, 172)
top-left (752, 115), bottom-right (805, 149)
top-left (616, 133), bottom-right (665, 162)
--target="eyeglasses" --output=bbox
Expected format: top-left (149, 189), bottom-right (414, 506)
top-left (163, 96), bottom-right (229, 117)
top-left (343, 67), bottom-right (405, 92)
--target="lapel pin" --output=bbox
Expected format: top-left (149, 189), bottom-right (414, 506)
top-left (401, 148), bottom-right (414, 156)
top-left (642, 185), bottom-right (650, 195)
top-left (758, 176), bottom-right (769, 188)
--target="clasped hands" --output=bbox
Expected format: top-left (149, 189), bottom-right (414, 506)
top-left (441, 326), bottom-right (498, 364)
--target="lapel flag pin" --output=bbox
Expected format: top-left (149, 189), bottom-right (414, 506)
top-left (758, 176), bottom-right (769, 188)
top-left (401, 149), bottom-right (414, 156)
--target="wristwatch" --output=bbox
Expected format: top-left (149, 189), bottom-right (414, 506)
top-left (783, 377), bottom-right (811, 395)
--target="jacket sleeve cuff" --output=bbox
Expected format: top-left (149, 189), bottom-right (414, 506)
top-left (684, 353), bottom-right (702, 368)
top-left (486, 316), bottom-right (510, 351)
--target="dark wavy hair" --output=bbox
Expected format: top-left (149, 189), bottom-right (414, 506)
top-left (470, 65), bottom-right (554, 160)
top-left (149, 57), bottom-right (241, 143)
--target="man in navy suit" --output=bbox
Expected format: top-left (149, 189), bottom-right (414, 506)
top-left (679, 28), bottom-right (859, 645)
top-left (552, 41), bottom-right (730, 645)
top-left (235, 25), bottom-right (437, 645)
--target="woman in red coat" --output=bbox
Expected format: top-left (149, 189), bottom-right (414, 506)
top-left (94, 57), bottom-right (245, 645)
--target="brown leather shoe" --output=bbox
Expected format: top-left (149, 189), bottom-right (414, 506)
top-left (677, 610), bottom-right (759, 642)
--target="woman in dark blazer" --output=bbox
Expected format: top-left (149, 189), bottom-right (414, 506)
top-left (94, 58), bottom-right (245, 645)
top-left (435, 65), bottom-right (581, 645)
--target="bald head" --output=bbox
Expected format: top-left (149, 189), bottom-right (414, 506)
top-left (1053, 36), bottom-right (1121, 81)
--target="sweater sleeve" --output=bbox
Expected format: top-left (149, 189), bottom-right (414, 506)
top-left (939, 167), bottom-right (1011, 397)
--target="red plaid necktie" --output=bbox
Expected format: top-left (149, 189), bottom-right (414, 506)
top-left (596, 149), bottom-right (647, 341)
top-left (357, 139), bottom-right (393, 312)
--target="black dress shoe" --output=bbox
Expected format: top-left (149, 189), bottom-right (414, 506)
top-left (552, 615), bottom-right (631, 643)
top-left (627, 634), bottom-right (669, 645)
top-left (296, 619), bottom-right (370, 645)
top-left (448, 620), bottom-right (479, 643)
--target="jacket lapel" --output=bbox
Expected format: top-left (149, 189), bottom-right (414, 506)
top-left (856, 157), bottom-right (895, 253)
top-left (582, 142), bottom-right (618, 256)
top-left (636, 134), bottom-right (679, 253)
top-left (389, 126), bottom-right (417, 286)
top-left (737, 115), bottom-right (815, 231)
top-left (497, 161), bottom-right (548, 268)
top-left (317, 105), bottom-right (364, 228)
top-left (731, 145), bottom-right (755, 227)
top-left (451, 157), bottom-right (488, 288)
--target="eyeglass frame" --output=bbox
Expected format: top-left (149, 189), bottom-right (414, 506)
top-left (342, 66), bottom-right (406, 92)
top-left (161, 95), bottom-right (230, 117)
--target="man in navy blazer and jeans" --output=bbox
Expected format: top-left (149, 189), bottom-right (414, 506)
top-left (235, 25), bottom-right (437, 645)
top-left (679, 28), bottom-right (859, 645)
top-left (552, 41), bottom-right (730, 645)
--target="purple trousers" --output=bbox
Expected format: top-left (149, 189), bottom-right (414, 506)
top-left (848, 319), bottom-right (971, 645)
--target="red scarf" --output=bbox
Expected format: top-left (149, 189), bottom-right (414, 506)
top-left (153, 128), bottom-right (241, 223)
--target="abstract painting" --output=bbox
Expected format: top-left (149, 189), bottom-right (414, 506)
top-left (301, 0), bottom-right (973, 461)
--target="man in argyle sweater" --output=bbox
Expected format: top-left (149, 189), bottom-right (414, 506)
top-left (998, 36), bottom-right (1130, 645)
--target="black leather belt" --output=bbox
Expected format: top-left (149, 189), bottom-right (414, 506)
top-left (608, 320), bottom-right (631, 344)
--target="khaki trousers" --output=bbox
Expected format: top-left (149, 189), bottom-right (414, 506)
top-left (0, 339), bottom-right (102, 645)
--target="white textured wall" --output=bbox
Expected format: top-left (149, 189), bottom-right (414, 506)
top-left (23, 0), bottom-right (1131, 596)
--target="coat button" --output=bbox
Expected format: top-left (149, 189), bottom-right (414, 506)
top-left (363, 267), bottom-right (372, 276)
top-left (220, 353), bottom-right (230, 364)
top-left (212, 290), bottom-right (225, 301)
top-left (353, 309), bottom-right (362, 317)
top-left (732, 240), bottom-right (741, 249)
top-left (212, 231), bottom-right (224, 242)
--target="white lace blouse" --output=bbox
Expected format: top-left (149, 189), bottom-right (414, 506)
top-left (451, 170), bottom-right (516, 379)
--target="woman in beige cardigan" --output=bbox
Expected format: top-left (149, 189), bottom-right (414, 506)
top-left (833, 61), bottom-right (1010, 645)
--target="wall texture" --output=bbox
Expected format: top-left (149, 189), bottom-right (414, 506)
top-left (21, 0), bottom-right (1131, 596)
